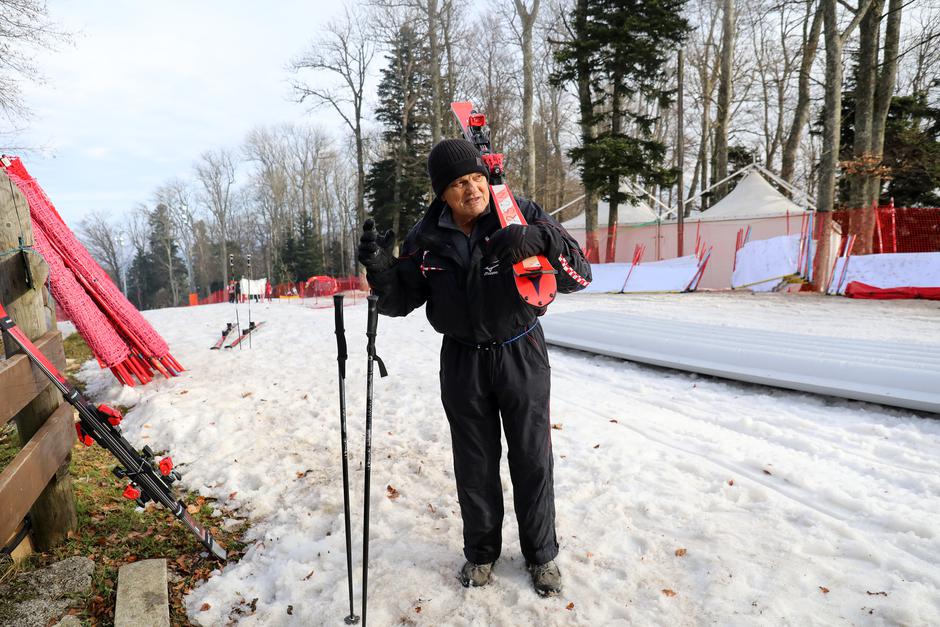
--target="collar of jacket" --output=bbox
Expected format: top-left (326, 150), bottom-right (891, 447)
top-left (414, 197), bottom-right (499, 263)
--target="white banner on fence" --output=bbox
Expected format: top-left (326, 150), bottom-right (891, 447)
top-left (239, 278), bottom-right (267, 296)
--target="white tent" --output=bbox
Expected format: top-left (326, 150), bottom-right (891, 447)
top-left (693, 171), bottom-right (807, 222)
top-left (562, 198), bottom-right (658, 228)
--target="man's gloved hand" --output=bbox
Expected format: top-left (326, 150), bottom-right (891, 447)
top-left (485, 224), bottom-right (549, 263)
top-left (357, 219), bottom-right (396, 273)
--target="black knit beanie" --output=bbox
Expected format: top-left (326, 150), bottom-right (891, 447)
top-left (427, 139), bottom-right (489, 198)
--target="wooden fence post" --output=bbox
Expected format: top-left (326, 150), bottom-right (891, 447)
top-left (0, 168), bottom-right (78, 550)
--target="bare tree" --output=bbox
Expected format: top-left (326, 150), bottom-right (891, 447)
top-left (78, 211), bottom-right (122, 283)
top-left (291, 6), bottom-right (375, 236)
top-left (154, 178), bottom-right (197, 294)
top-left (712, 0), bottom-right (736, 200)
top-left (511, 0), bottom-right (541, 196)
top-left (781, 0), bottom-right (823, 183)
top-left (0, 1), bottom-right (69, 129)
top-left (194, 148), bottom-right (237, 287)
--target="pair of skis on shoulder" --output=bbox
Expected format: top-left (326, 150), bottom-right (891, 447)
top-left (450, 101), bottom-right (557, 308)
top-left (210, 321), bottom-right (265, 350)
top-left (0, 303), bottom-right (227, 560)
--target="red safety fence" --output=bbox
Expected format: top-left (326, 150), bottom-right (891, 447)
top-left (194, 275), bottom-right (364, 306)
top-left (830, 204), bottom-right (940, 254)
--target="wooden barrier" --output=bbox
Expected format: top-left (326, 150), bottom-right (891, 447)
top-left (0, 166), bottom-right (78, 555)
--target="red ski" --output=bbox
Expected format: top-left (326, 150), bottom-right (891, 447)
top-left (211, 323), bottom-right (236, 350)
top-left (224, 321), bottom-right (265, 349)
top-left (451, 101), bottom-right (557, 307)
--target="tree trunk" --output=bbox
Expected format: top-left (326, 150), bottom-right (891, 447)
top-left (427, 0), bottom-right (442, 144)
top-left (848, 0), bottom-right (882, 211)
top-left (868, 0), bottom-right (902, 204)
top-left (713, 0), bottom-right (735, 200)
top-left (781, 3), bottom-right (822, 183)
top-left (813, 0), bottom-right (843, 291)
top-left (513, 0), bottom-right (540, 197)
top-left (605, 80), bottom-right (622, 263)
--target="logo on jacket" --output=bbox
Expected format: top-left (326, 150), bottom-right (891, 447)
top-left (482, 260), bottom-right (500, 276)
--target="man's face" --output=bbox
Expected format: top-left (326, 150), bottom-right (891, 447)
top-left (442, 172), bottom-right (490, 228)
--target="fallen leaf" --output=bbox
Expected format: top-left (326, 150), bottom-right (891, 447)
top-left (551, 423), bottom-right (563, 430)
top-left (187, 504), bottom-right (199, 514)
top-left (593, 444), bottom-right (600, 449)
top-left (387, 485), bottom-right (400, 499)
top-left (200, 603), bottom-right (211, 612)
top-left (179, 390), bottom-right (189, 395)
top-left (196, 496), bottom-right (206, 506)
top-left (675, 548), bottom-right (687, 557)
top-left (586, 551), bottom-right (593, 558)
top-left (241, 392), bottom-right (253, 398)
top-left (415, 606), bottom-right (422, 613)
top-left (819, 586), bottom-right (830, 594)
top-left (229, 491), bottom-right (238, 499)
top-left (302, 394), bottom-right (309, 400)
top-left (303, 570), bottom-right (315, 580)
top-left (427, 503), bottom-right (436, 513)
top-left (662, 589), bottom-right (676, 597)
top-left (727, 479), bottom-right (735, 486)
top-left (866, 591), bottom-right (887, 596)
top-left (762, 469), bottom-right (772, 475)
top-left (566, 602), bottom-right (575, 610)
top-left (609, 419), bottom-right (618, 423)
top-left (287, 605), bottom-right (293, 615)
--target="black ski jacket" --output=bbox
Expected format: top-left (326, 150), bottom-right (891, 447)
top-left (366, 195), bottom-right (592, 344)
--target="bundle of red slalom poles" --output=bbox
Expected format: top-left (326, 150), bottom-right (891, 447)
top-left (0, 156), bottom-right (183, 386)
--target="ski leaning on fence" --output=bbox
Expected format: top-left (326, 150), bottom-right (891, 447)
top-left (0, 303), bottom-right (227, 560)
top-left (450, 101), bottom-right (557, 307)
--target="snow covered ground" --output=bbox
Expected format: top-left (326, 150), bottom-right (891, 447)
top-left (75, 291), bottom-right (940, 626)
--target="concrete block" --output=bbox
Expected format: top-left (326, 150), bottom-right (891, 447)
top-left (114, 558), bottom-right (170, 627)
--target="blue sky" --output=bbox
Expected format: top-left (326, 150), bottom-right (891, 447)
top-left (12, 1), bottom-right (351, 227)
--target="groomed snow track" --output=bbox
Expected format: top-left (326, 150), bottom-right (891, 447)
top-left (542, 310), bottom-right (940, 414)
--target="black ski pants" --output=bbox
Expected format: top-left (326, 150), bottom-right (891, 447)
top-left (439, 323), bottom-right (559, 567)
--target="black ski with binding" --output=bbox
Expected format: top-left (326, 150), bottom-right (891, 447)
top-left (0, 303), bottom-right (227, 560)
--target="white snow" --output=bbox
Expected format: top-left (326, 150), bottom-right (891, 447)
top-left (828, 252), bottom-right (940, 294)
top-left (73, 292), bottom-right (940, 626)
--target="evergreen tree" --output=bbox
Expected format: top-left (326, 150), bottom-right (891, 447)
top-left (554, 0), bottom-right (689, 261)
top-left (366, 24), bottom-right (433, 243)
top-left (836, 92), bottom-right (940, 207)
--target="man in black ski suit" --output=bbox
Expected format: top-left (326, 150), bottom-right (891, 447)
top-left (357, 138), bottom-right (591, 597)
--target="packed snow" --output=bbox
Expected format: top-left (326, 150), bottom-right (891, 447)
top-left (74, 291), bottom-right (940, 626)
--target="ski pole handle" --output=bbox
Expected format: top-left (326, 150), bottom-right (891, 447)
top-left (365, 295), bottom-right (387, 378)
top-left (334, 294), bottom-right (347, 379)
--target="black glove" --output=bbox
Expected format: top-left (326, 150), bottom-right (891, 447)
top-left (357, 219), bottom-right (396, 273)
top-left (485, 224), bottom-right (549, 263)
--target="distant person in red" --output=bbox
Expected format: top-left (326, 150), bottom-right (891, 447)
top-left (227, 280), bottom-right (236, 304)
top-left (265, 281), bottom-right (273, 302)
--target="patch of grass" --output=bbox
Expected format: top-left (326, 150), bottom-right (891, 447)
top-left (61, 332), bottom-right (93, 392)
top-left (5, 327), bottom-right (249, 625)
top-left (45, 443), bottom-right (248, 625)
top-left (0, 422), bottom-right (21, 476)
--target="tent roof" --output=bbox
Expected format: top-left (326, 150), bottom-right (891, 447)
top-left (694, 171), bottom-right (807, 222)
top-left (562, 198), bottom-right (659, 228)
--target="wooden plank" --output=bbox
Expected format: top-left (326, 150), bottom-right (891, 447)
top-left (0, 331), bottom-right (66, 426)
top-left (0, 402), bottom-right (75, 544)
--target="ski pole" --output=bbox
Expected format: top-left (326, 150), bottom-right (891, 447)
top-left (334, 294), bottom-right (359, 625)
top-left (246, 254), bottom-right (253, 349)
top-left (229, 254), bottom-right (241, 347)
top-left (362, 294), bottom-right (387, 627)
